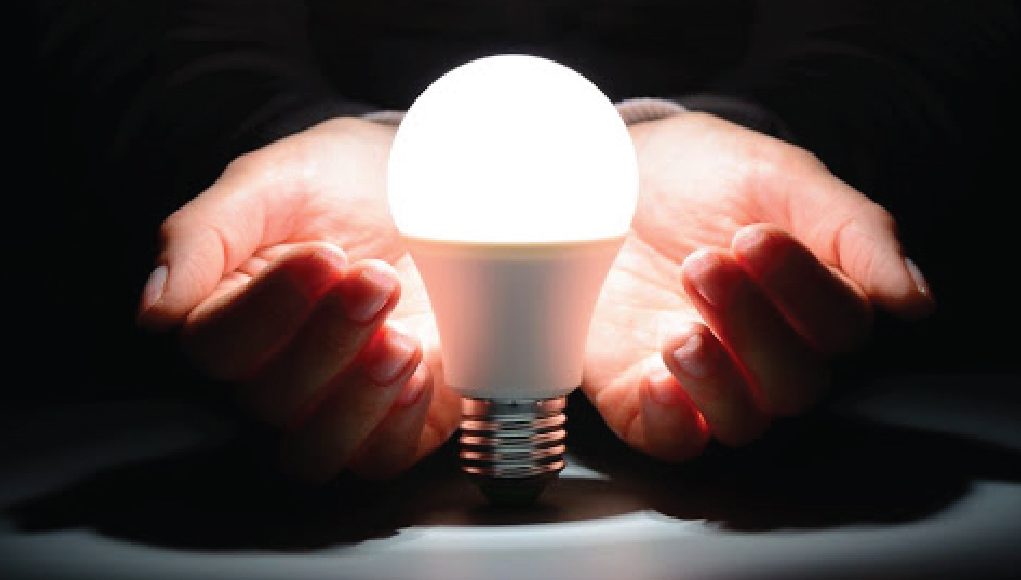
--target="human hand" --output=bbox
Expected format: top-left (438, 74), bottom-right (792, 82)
top-left (137, 118), bottom-right (460, 482)
top-left (584, 112), bottom-right (933, 460)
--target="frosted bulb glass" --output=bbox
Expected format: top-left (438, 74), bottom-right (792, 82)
top-left (388, 54), bottom-right (638, 243)
top-left (387, 55), bottom-right (638, 504)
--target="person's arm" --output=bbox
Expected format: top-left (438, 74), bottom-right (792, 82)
top-left (40, 0), bottom-right (370, 229)
top-left (40, 2), bottom-right (463, 478)
top-left (705, 1), bottom-right (1020, 193)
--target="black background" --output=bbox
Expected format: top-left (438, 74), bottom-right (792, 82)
top-left (19, 2), bottom-right (1021, 411)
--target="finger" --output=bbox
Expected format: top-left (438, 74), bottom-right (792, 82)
top-left (414, 355), bottom-right (463, 458)
top-left (661, 322), bottom-right (769, 446)
top-left (637, 363), bottom-right (711, 462)
top-left (732, 223), bottom-right (872, 354)
top-left (204, 238), bottom-right (347, 302)
top-left (278, 321), bottom-right (422, 484)
top-left (350, 356), bottom-right (461, 479)
top-left (188, 240), bottom-right (343, 315)
top-left (180, 244), bottom-right (347, 381)
top-left (682, 248), bottom-right (829, 417)
top-left (137, 157), bottom-right (306, 329)
top-left (347, 362), bottom-right (434, 479)
top-left (245, 259), bottom-right (401, 427)
top-left (763, 159), bottom-right (934, 318)
top-left (197, 241), bottom-right (347, 310)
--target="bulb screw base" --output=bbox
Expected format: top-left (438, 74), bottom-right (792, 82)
top-left (459, 396), bottom-right (567, 505)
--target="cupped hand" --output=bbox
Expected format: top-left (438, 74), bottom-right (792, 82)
top-left (583, 112), bottom-right (933, 461)
top-left (137, 118), bottom-right (460, 482)
top-left (139, 112), bottom-right (934, 479)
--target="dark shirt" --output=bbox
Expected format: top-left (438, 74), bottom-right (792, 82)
top-left (27, 1), bottom-right (1021, 401)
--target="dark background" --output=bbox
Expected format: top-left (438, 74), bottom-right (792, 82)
top-left (21, 1), bottom-right (1020, 409)
top-left (8, 3), bottom-right (1021, 578)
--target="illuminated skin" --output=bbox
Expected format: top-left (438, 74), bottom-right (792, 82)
top-left (587, 112), bottom-right (932, 458)
top-left (138, 113), bottom-right (933, 480)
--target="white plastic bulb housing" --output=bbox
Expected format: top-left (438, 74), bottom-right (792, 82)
top-left (388, 54), bottom-right (638, 398)
top-left (387, 55), bottom-right (638, 498)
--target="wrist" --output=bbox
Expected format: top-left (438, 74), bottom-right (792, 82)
top-left (360, 98), bottom-right (690, 130)
top-left (361, 109), bottom-right (406, 127)
top-left (615, 98), bottom-right (688, 126)
top-left (674, 94), bottom-right (796, 143)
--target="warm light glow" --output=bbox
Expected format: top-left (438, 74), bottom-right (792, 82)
top-left (387, 54), bottom-right (638, 243)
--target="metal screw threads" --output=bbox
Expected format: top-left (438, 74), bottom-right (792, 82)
top-left (459, 397), bottom-right (567, 504)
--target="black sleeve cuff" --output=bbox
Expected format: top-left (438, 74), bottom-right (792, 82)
top-left (675, 94), bottom-right (798, 144)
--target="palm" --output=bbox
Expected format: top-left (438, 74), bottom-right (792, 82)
top-left (582, 113), bottom-right (765, 423)
top-left (259, 192), bottom-right (438, 354)
top-left (228, 120), bottom-right (441, 362)
top-left (163, 115), bottom-right (920, 476)
top-left (240, 115), bottom-right (768, 418)
top-left (285, 186), bottom-right (437, 352)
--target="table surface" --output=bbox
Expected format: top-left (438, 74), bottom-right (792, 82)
top-left (2, 373), bottom-right (1019, 580)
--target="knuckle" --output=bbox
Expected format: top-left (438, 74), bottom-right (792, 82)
top-left (792, 147), bottom-right (824, 169)
top-left (832, 211), bottom-right (888, 282)
top-left (867, 202), bottom-right (897, 233)
top-left (774, 143), bottom-right (812, 166)
top-left (158, 209), bottom-right (188, 243)
top-left (223, 150), bottom-right (262, 177)
top-left (778, 146), bottom-right (823, 175)
top-left (775, 145), bottom-right (826, 178)
top-left (222, 148), bottom-right (288, 188)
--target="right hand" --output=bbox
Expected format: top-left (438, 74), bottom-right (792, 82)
top-left (582, 112), bottom-right (934, 462)
top-left (137, 118), bottom-right (460, 482)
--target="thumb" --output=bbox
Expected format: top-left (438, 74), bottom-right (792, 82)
top-left (778, 163), bottom-right (934, 318)
top-left (136, 166), bottom-right (279, 330)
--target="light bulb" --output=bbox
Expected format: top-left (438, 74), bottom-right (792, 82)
top-left (388, 55), bottom-right (638, 504)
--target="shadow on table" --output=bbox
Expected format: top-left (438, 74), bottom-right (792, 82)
top-left (7, 395), bottom-right (1021, 551)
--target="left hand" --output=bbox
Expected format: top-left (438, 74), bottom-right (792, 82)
top-left (137, 118), bottom-right (461, 481)
top-left (583, 112), bottom-right (933, 460)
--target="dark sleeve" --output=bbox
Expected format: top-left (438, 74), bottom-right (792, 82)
top-left (676, 2), bottom-right (1021, 371)
top-left (34, 1), bottom-right (373, 399)
top-left (680, 1), bottom-right (1020, 195)
top-left (39, 0), bottom-right (371, 227)
top-left (672, 94), bottom-right (797, 143)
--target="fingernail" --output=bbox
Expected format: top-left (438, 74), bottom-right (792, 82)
top-left (672, 331), bottom-right (714, 379)
top-left (345, 264), bottom-right (398, 323)
top-left (139, 265), bottom-right (168, 314)
top-left (396, 364), bottom-right (429, 406)
top-left (904, 258), bottom-right (932, 298)
top-left (731, 224), bottom-right (771, 257)
top-left (314, 243), bottom-right (348, 269)
top-left (367, 329), bottom-right (418, 385)
top-left (648, 367), bottom-right (684, 406)
top-left (682, 249), bottom-right (733, 307)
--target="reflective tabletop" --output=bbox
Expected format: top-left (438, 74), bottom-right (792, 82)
top-left (2, 373), bottom-right (1019, 579)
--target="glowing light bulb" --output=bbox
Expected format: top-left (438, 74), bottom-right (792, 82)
top-left (388, 55), bottom-right (638, 503)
